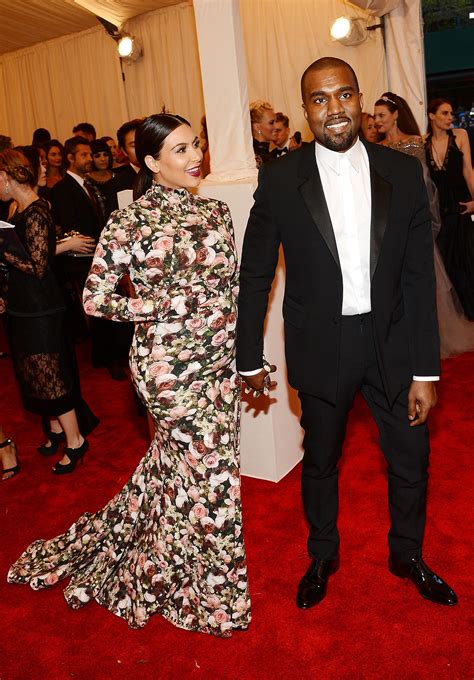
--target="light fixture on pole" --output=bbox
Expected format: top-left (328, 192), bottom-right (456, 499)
top-left (96, 17), bottom-right (143, 65)
top-left (330, 15), bottom-right (383, 46)
top-left (117, 34), bottom-right (142, 64)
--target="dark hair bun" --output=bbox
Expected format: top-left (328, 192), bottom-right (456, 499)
top-left (10, 164), bottom-right (34, 185)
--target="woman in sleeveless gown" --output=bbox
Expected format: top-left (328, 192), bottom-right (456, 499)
top-left (375, 93), bottom-right (474, 357)
top-left (426, 99), bottom-right (474, 321)
top-left (7, 114), bottom-right (251, 637)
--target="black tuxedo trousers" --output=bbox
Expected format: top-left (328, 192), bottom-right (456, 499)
top-left (299, 313), bottom-right (429, 562)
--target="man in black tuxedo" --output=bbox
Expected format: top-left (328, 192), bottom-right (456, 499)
top-left (237, 58), bottom-right (457, 608)
top-left (114, 118), bottom-right (143, 193)
top-left (271, 112), bottom-right (303, 159)
top-left (51, 136), bottom-right (102, 240)
top-left (50, 137), bottom-right (104, 352)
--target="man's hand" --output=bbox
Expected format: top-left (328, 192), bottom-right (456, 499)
top-left (242, 365), bottom-right (277, 397)
top-left (407, 380), bottom-right (437, 426)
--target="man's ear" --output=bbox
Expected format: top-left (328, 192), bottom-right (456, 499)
top-left (302, 105), bottom-right (308, 122)
top-left (359, 93), bottom-right (364, 110)
top-left (67, 153), bottom-right (75, 166)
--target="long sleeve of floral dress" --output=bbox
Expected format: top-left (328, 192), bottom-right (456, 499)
top-left (83, 187), bottom-right (239, 324)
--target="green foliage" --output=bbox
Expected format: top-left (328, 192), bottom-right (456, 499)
top-left (422, 0), bottom-right (473, 31)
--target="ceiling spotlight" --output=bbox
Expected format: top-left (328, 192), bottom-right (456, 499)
top-left (330, 16), bottom-right (369, 46)
top-left (117, 35), bottom-right (142, 63)
top-left (330, 16), bottom-right (351, 40)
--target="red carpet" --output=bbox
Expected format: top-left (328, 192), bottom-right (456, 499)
top-left (1, 332), bottom-right (473, 680)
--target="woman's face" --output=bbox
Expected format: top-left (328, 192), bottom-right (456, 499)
top-left (374, 105), bottom-right (397, 136)
top-left (37, 162), bottom-right (47, 187)
top-left (92, 150), bottom-right (111, 172)
top-left (47, 146), bottom-right (63, 168)
top-left (429, 103), bottom-right (453, 132)
top-left (38, 147), bottom-right (47, 168)
top-left (361, 115), bottom-right (378, 143)
top-left (106, 138), bottom-right (118, 160)
top-left (147, 124), bottom-right (203, 190)
top-left (255, 109), bottom-right (277, 142)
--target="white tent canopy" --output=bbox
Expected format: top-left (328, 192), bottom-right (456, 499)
top-left (0, 0), bottom-right (426, 146)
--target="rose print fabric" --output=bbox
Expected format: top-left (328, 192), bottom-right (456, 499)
top-left (8, 183), bottom-right (251, 637)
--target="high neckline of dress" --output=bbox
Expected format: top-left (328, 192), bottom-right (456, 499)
top-left (148, 181), bottom-right (189, 199)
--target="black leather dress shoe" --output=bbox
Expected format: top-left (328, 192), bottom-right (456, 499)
top-left (296, 556), bottom-right (339, 609)
top-left (389, 556), bottom-right (458, 606)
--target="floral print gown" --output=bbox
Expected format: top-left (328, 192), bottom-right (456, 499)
top-left (8, 183), bottom-right (251, 637)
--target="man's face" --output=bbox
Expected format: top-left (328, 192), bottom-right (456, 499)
top-left (69, 144), bottom-right (93, 176)
top-left (302, 65), bottom-right (362, 152)
top-left (123, 129), bottom-right (138, 166)
top-left (75, 129), bottom-right (95, 143)
top-left (274, 122), bottom-right (289, 148)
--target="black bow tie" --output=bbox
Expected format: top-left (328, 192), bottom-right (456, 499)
top-left (274, 147), bottom-right (288, 157)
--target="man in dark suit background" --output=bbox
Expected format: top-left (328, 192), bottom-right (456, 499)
top-left (50, 136), bottom-right (116, 370)
top-left (237, 58), bottom-right (457, 609)
top-left (51, 136), bottom-right (101, 241)
top-left (271, 112), bottom-right (303, 158)
top-left (114, 118), bottom-right (143, 193)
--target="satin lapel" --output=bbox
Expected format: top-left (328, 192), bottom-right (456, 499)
top-left (362, 139), bottom-right (393, 280)
top-left (369, 165), bottom-right (392, 280)
top-left (298, 145), bottom-right (340, 268)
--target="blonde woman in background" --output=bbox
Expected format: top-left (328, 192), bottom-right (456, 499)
top-left (249, 100), bottom-right (276, 166)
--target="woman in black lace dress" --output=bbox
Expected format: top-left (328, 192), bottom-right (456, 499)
top-left (426, 99), bottom-right (474, 320)
top-left (0, 149), bottom-right (98, 474)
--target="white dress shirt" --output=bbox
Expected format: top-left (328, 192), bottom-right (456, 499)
top-left (316, 138), bottom-right (371, 315)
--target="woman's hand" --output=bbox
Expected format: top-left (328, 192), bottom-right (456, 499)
top-left (459, 200), bottom-right (474, 215)
top-left (68, 235), bottom-right (96, 253)
top-left (56, 235), bottom-right (96, 255)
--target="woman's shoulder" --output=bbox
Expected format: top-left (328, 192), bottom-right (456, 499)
top-left (24, 197), bottom-right (52, 219)
top-left (452, 127), bottom-right (469, 144)
top-left (193, 193), bottom-right (231, 216)
top-left (105, 192), bottom-right (161, 232)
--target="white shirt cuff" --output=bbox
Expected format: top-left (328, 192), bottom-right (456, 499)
top-left (413, 376), bottom-right (439, 381)
top-left (239, 368), bottom-right (263, 376)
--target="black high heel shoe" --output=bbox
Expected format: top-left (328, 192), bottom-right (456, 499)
top-left (52, 439), bottom-right (89, 475)
top-left (1, 438), bottom-right (20, 481)
top-left (38, 430), bottom-right (66, 456)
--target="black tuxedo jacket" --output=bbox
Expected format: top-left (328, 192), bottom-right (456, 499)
top-left (51, 173), bottom-right (101, 239)
top-left (236, 139), bottom-right (440, 406)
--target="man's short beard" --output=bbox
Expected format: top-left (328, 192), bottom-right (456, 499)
top-left (322, 129), bottom-right (355, 152)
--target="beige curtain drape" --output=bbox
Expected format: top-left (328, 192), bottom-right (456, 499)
top-left (0, 2), bottom-right (203, 145)
top-left (0, 26), bottom-right (128, 145)
top-left (240, 0), bottom-right (387, 140)
top-left (0, 0), bottom-right (419, 148)
top-left (122, 2), bottom-right (204, 131)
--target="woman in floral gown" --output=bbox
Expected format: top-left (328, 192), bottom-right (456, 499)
top-left (8, 114), bottom-right (251, 637)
